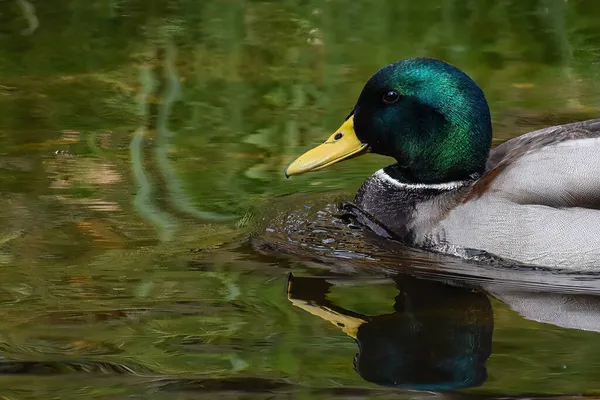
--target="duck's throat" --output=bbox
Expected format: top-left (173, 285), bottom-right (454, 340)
top-left (353, 167), bottom-right (475, 243)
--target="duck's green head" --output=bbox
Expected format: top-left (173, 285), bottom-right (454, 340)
top-left (286, 58), bottom-right (492, 183)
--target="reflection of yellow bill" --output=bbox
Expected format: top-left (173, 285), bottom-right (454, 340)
top-left (288, 298), bottom-right (364, 339)
top-left (286, 276), bottom-right (364, 339)
top-left (285, 115), bottom-right (368, 177)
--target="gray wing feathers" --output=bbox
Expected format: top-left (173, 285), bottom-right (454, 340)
top-left (494, 138), bottom-right (600, 208)
top-left (438, 120), bottom-right (600, 269)
top-left (486, 118), bottom-right (600, 171)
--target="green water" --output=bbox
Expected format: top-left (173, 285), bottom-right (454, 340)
top-left (2, 0), bottom-right (600, 398)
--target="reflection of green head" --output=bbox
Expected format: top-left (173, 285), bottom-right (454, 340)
top-left (354, 277), bottom-right (493, 390)
top-left (353, 58), bottom-right (492, 183)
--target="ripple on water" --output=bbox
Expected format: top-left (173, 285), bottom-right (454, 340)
top-left (253, 192), bottom-right (600, 294)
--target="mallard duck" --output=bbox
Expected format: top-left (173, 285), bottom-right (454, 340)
top-left (285, 57), bottom-right (600, 269)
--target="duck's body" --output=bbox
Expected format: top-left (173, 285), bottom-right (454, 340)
top-left (286, 58), bottom-right (600, 269)
top-left (357, 119), bottom-right (600, 268)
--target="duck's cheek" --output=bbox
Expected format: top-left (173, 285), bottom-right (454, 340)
top-left (352, 108), bottom-right (373, 139)
top-left (364, 110), bottom-right (400, 151)
top-left (368, 125), bottom-right (398, 157)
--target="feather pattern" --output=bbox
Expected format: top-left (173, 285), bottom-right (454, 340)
top-left (356, 119), bottom-right (600, 269)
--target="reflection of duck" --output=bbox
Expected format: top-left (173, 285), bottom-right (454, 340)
top-left (287, 274), bottom-right (493, 390)
top-left (488, 288), bottom-right (600, 333)
top-left (286, 57), bottom-right (600, 269)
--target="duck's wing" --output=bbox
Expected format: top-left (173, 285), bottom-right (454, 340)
top-left (486, 118), bottom-right (600, 172)
top-left (475, 118), bottom-right (600, 208)
top-left (437, 119), bottom-right (600, 269)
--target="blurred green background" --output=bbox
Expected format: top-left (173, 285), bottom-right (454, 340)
top-left (2, 0), bottom-right (600, 398)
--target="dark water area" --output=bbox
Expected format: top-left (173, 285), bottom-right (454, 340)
top-left (3, 0), bottom-right (600, 398)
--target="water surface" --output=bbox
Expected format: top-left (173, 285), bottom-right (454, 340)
top-left (2, 1), bottom-right (600, 398)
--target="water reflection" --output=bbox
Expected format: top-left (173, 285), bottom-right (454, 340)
top-left (287, 274), bottom-right (493, 390)
top-left (287, 263), bottom-right (600, 393)
top-left (490, 289), bottom-right (600, 333)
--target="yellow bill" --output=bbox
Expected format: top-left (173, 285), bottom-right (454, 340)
top-left (285, 115), bottom-right (369, 177)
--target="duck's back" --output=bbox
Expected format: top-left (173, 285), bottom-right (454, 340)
top-left (438, 118), bottom-right (600, 269)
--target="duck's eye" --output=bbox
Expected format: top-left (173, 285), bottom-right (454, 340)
top-left (382, 90), bottom-right (400, 104)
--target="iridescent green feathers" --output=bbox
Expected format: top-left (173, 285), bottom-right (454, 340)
top-left (353, 58), bottom-right (492, 183)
